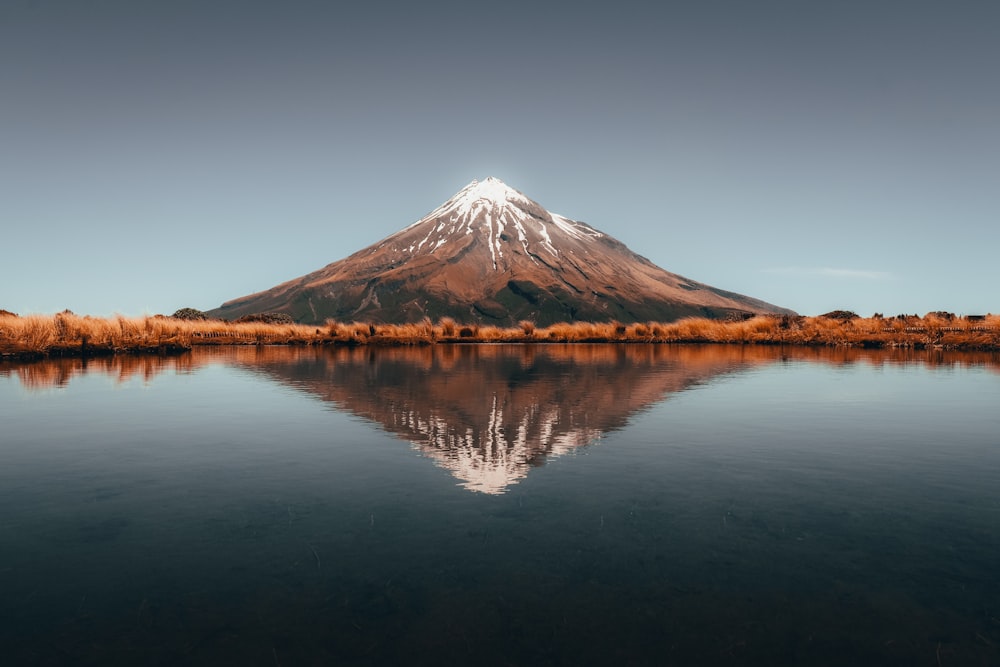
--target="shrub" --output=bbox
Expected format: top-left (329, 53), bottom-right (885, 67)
top-left (820, 310), bottom-right (859, 321)
top-left (235, 312), bottom-right (295, 325)
top-left (172, 307), bottom-right (207, 321)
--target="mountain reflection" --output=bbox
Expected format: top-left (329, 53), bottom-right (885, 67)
top-left (7, 345), bottom-right (999, 493)
top-left (231, 344), bottom-right (775, 494)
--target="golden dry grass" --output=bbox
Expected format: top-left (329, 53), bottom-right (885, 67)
top-left (3, 312), bottom-right (1000, 359)
top-left (0, 312), bottom-right (321, 357)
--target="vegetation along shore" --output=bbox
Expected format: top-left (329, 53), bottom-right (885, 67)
top-left (2, 309), bottom-right (999, 361)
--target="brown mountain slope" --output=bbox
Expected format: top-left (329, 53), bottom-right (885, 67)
top-left (208, 177), bottom-right (794, 325)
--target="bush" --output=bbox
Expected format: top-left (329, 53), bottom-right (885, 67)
top-left (172, 307), bottom-right (207, 321)
top-left (234, 312), bottom-right (295, 325)
top-left (820, 310), bottom-right (859, 321)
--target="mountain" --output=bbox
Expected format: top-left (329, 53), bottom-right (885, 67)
top-left (208, 177), bottom-right (794, 325)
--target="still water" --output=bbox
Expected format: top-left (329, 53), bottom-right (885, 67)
top-left (1, 345), bottom-right (998, 665)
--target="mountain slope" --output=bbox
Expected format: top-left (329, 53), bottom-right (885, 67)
top-left (208, 177), bottom-right (794, 325)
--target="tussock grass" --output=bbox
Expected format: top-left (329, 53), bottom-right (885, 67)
top-left (0, 312), bottom-right (321, 358)
top-left (3, 312), bottom-right (1000, 359)
top-left (438, 317), bottom-right (457, 337)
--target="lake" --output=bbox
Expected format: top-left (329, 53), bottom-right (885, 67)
top-left (1, 344), bottom-right (998, 665)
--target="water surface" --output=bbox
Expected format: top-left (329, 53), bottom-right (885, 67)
top-left (1, 345), bottom-right (998, 665)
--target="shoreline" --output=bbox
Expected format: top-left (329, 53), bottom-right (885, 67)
top-left (3, 312), bottom-right (999, 361)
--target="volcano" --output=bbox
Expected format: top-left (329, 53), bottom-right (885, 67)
top-left (208, 177), bottom-right (793, 325)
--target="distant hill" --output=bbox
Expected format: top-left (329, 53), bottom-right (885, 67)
top-left (208, 177), bottom-right (795, 325)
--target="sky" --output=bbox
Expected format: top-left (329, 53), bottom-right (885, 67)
top-left (2, 0), bottom-right (998, 318)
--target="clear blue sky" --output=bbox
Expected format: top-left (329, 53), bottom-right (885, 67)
top-left (2, 1), bottom-right (997, 318)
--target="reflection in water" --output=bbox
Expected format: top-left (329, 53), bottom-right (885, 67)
top-left (6, 344), bottom-right (998, 494)
top-left (0, 354), bottom-right (197, 390)
top-left (233, 344), bottom-right (774, 494)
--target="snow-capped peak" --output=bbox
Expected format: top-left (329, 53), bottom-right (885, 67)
top-left (398, 176), bottom-right (603, 271)
top-left (452, 176), bottom-right (530, 209)
top-left (410, 177), bottom-right (535, 234)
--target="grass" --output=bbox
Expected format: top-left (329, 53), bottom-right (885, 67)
top-left (2, 312), bottom-right (1000, 360)
top-left (0, 312), bottom-right (320, 358)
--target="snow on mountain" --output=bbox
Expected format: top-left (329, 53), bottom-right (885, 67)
top-left (208, 177), bottom-right (795, 325)
top-left (395, 176), bottom-right (601, 270)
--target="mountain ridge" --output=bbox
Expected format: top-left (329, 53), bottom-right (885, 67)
top-left (208, 177), bottom-right (795, 325)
